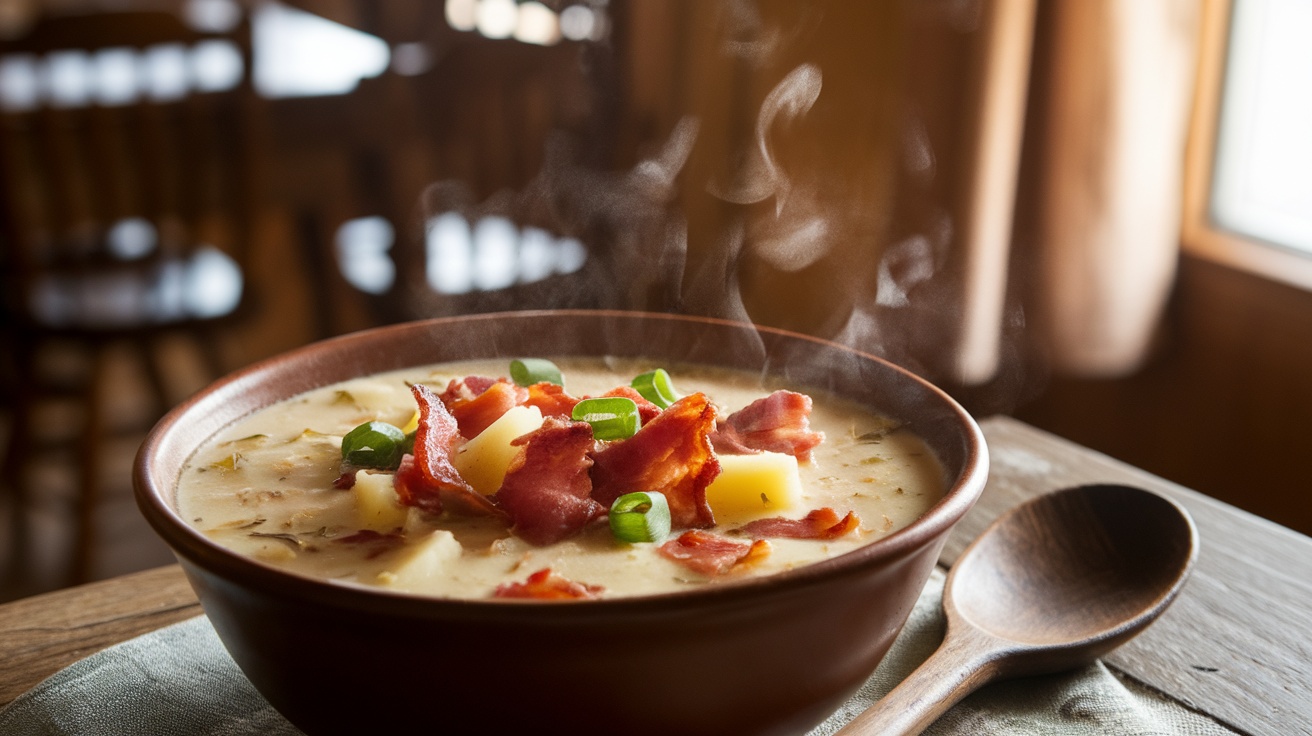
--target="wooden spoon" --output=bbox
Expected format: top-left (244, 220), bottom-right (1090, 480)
top-left (838, 483), bottom-right (1198, 736)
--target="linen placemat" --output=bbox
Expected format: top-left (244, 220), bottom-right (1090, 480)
top-left (0, 569), bottom-right (1237, 735)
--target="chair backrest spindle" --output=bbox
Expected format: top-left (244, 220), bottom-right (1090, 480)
top-left (0, 9), bottom-right (260, 331)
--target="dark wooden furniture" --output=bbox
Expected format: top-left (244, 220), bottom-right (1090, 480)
top-left (1, 417), bottom-right (1308, 733)
top-left (0, 10), bottom-right (266, 585)
top-left (267, 2), bottom-right (632, 338)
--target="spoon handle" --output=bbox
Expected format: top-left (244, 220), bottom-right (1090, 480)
top-left (835, 628), bottom-right (1002, 736)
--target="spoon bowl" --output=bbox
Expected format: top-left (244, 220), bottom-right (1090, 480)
top-left (839, 483), bottom-right (1198, 735)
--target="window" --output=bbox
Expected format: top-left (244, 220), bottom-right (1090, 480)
top-left (1184, 0), bottom-right (1312, 289)
top-left (251, 2), bottom-right (389, 98)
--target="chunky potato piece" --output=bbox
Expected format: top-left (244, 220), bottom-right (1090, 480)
top-left (453, 405), bottom-right (544, 495)
top-left (353, 470), bottom-right (408, 532)
top-left (379, 530), bottom-right (462, 589)
top-left (704, 451), bottom-right (803, 523)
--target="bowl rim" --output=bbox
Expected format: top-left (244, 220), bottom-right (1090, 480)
top-left (134, 309), bottom-right (988, 618)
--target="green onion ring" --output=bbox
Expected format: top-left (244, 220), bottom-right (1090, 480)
top-left (572, 397), bottom-right (640, 440)
top-left (341, 420), bottom-right (406, 469)
top-left (609, 491), bottom-right (671, 543)
top-left (631, 368), bottom-right (682, 409)
top-left (510, 358), bottom-right (563, 387)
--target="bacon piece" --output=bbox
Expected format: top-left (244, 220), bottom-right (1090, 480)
top-left (658, 530), bottom-right (771, 576)
top-left (737, 508), bottom-right (862, 540)
top-left (495, 417), bottom-right (604, 545)
top-left (597, 386), bottom-right (662, 425)
top-left (395, 384), bottom-right (503, 518)
top-left (589, 392), bottom-right (720, 529)
top-left (493, 568), bottom-right (604, 600)
top-left (439, 375), bottom-right (500, 402)
top-left (522, 384), bottom-right (661, 424)
top-left (711, 390), bottom-right (825, 462)
top-left (411, 383), bottom-right (469, 491)
top-left (334, 529), bottom-right (405, 559)
top-left (523, 382), bottom-right (580, 419)
top-left (439, 378), bottom-right (529, 439)
top-left (393, 455), bottom-right (440, 513)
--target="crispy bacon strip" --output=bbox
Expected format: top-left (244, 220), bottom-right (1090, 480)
top-left (393, 455), bottom-right (439, 513)
top-left (438, 375), bottom-right (499, 402)
top-left (523, 382), bottom-right (580, 419)
top-left (711, 390), bottom-right (824, 462)
top-left (597, 386), bottom-right (663, 425)
top-left (495, 417), bottom-right (604, 545)
top-left (492, 568), bottom-right (604, 600)
top-left (439, 378), bottom-right (529, 439)
top-left (589, 392), bottom-right (720, 529)
top-left (658, 530), bottom-right (771, 576)
top-left (395, 384), bottom-right (503, 517)
top-left (737, 508), bottom-right (862, 540)
top-left (523, 384), bottom-right (662, 424)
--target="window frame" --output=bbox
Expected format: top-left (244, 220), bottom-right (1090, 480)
top-left (1182, 0), bottom-right (1312, 290)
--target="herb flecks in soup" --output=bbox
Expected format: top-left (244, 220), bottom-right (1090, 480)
top-left (177, 359), bottom-right (945, 600)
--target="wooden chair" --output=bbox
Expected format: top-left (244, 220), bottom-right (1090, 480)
top-left (0, 10), bottom-right (265, 587)
top-left (283, 2), bottom-right (645, 334)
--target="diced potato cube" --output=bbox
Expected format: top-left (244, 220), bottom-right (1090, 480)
top-left (400, 506), bottom-right (431, 536)
top-left (453, 405), bottom-right (543, 495)
top-left (380, 530), bottom-right (463, 589)
top-left (705, 451), bottom-right (803, 523)
top-left (353, 470), bottom-right (408, 532)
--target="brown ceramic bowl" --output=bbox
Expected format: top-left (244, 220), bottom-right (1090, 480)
top-left (135, 310), bottom-right (988, 736)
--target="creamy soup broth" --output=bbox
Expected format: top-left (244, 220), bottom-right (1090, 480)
top-left (177, 357), bottom-right (946, 599)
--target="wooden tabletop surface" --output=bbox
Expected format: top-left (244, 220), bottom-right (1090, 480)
top-left (1, 416), bottom-right (1309, 734)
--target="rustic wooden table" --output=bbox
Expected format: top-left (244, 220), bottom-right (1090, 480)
top-left (1, 417), bottom-right (1309, 734)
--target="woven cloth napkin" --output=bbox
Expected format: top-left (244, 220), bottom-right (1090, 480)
top-left (0, 569), bottom-right (1236, 736)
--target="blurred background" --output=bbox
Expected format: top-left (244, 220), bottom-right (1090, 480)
top-left (1, 0), bottom-right (1309, 601)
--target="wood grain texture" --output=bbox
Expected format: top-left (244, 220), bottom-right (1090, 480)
top-left (838, 623), bottom-right (1004, 736)
top-left (959, 416), bottom-right (1312, 736)
top-left (0, 565), bottom-right (199, 707)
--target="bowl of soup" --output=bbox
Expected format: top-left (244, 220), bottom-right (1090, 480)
top-left (135, 310), bottom-right (987, 736)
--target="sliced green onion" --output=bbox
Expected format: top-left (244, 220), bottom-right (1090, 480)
top-left (572, 397), bottom-right (640, 440)
top-left (609, 491), bottom-right (671, 543)
top-left (341, 421), bottom-right (406, 469)
top-left (631, 368), bottom-right (682, 409)
top-left (510, 358), bottom-right (563, 387)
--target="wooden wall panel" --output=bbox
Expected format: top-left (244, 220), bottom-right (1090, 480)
top-left (1015, 254), bottom-right (1312, 536)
